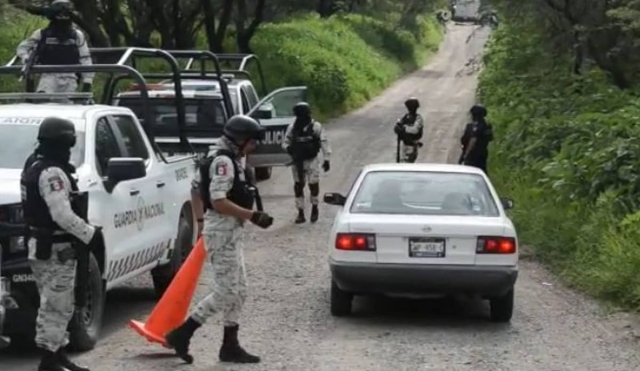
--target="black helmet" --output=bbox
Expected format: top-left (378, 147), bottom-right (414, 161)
top-left (404, 97), bottom-right (420, 111)
top-left (223, 115), bottom-right (265, 145)
top-left (470, 104), bottom-right (487, 119)
top-left (48, 0), bottom-right (73, 20)
top-left (293, 102), bottom-right (311, 117)
top-left (38, 116), bottom-right (76, 147)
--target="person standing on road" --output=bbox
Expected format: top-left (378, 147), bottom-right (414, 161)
top-left (283, 102), bottom-right (332, 224)
top-left (21, 117), bottom-right (102, 371)
top-left (166, 115), bottom-right (274, 365)
top-left (461, 104), bottom-right (493, 174)
top-left (16, 0), bottom-right (94, 94)
top-left (394, 97), bottom-right (424, 163)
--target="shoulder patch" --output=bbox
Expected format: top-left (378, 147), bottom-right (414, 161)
top-left (48, 175), bottom-right (65, 192)
top-left (215, 161), bottom-right (228, 176)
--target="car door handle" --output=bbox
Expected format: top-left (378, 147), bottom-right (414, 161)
top-left (156, 181), bottom-right (166, 188)
top-left (129, 189), bottom-right (140, 196)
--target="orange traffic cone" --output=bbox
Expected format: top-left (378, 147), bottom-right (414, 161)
top-left (129, 236), bottom-right (206, 347)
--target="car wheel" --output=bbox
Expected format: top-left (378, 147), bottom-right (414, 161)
top-left (68, 253), bottom-right (105, 352)
top-left (255, 167), bottom-right (272, 181)
top-left (330, 280), bottom-right (353, 317)
top-left (489, 288), bottom-right (514, 323)
top-left (151, 217), bottom-right (193, 298)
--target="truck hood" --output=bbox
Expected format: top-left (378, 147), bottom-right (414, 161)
top-left (0, 169), bottom-right (22, 205)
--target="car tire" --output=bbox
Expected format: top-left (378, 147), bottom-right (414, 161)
top-left (68, 253), bottom-right (105, 352)
top-left (255, 167), bottom-right (272, 181)
top-left (489, 288), bottom-right (514, 323)
top-left (151, 217), bottom-right (193, 298)
top-left (330, 280), bottom-right (353, 317)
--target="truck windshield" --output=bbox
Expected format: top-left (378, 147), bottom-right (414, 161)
top-left (0, 121), bottom-right (85, 169)
top-left (116, 97), bottom-right (227, 138)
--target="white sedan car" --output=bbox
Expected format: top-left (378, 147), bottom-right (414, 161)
top-left (323, 163), bottom-right (518, 322)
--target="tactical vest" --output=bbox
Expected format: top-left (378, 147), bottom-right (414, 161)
top-left (199, 149), bottom-right (255, 212)
top-left (399, 114), bottom-right (423, 144)
top-left (290, 122), bottom-right (321, 161)
top-left (37, 27), bottom-right (80, 66)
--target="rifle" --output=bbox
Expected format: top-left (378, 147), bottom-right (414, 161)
top-left (20, 34), bottom-right (46, 93)
top-left (396, 137), bottom-right (401, 163)
top-left (70, 191), bottom-right (91, 308)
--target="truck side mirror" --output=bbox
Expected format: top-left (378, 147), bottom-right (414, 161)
top-left (104, 157), bottom-right (146, 192)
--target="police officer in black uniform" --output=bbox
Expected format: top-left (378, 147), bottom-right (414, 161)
top-left (16, 0), bottom-right (94, 94)
top-left (22, 117), bottom-right (102, 371)
top-left (460, 105), bottom-right (493, 174)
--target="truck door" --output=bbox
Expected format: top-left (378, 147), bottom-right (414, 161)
top-left (246, 86), bottom-right (308, 167)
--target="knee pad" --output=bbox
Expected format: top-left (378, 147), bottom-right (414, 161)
top-left (407, 152), bottom-right (418, 163)
top-left (294, 183), bottom-right (304, 197)
top-left (309, 183), bottom-right (319, 196)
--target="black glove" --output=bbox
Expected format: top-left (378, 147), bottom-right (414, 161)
top-left (323, 160), bottom-right (330, 172)
top-left (88, 226), bottom-right (103, 246)
top-left (394, 123), bottom-right (404, 136)
top-left (57, 247), bottom-right (76, 263)
top-left (82, 83), bottom-right (92, 92)
top-left (250, 211), bottom-right (273, 229)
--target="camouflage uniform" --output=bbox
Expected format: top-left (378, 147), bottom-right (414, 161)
top-left (400, 114), bottom-right (424, 162)
top-left (24, 166), bottom-right (95, 352)
top-left (190, 137), bottom-right (247, 325)
top-left (283, 120), bottom-right (332, 210)
top-left (16, 27), bottom-right (93, 93)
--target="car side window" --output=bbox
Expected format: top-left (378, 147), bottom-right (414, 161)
top-left (242, 85), bottom-right (259, 108)
top-left (94, 117), bottom-right (123, 177)
top-left (111, 115), bottom-right (150, 160)
top-left (240, 89), bottom-right (251, 115)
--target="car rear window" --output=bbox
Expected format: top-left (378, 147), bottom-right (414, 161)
top-left (116, 97), bottom-right (226, 137)
top-left (0, 118), bottom-right (85, 169)
top-left (350, 170), bottom-right (500, 217)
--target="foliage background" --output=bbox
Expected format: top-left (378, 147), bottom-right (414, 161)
top-left (479, 0), bottom-right (640, 310)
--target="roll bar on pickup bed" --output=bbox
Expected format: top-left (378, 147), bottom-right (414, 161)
top-left (184, 53), bottom-right (268, 97)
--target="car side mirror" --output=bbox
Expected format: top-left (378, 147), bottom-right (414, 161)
top-left (324, 192), bottom-right (346, 206)
top-left (104, 157), bottom-right (146, 192)
top-left (255, 104), bottom-right (273, 120)
top-left (501, 197), bottom-right (514, 210)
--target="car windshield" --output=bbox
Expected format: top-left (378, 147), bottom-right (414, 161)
top-left (116, 97), bottom-right (227, 137)
top-left (350, 170), bottom-right (500, 216)
top-left (0, 119), bottom-right (85, 169)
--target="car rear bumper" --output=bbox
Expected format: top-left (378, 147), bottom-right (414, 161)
top-left (329, 259), bottom-right (518, 297)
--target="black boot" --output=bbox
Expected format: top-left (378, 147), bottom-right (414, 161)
top-left (37, 348), bottom-right (65, 371)
top-left (219, 325), bottom-right (260, 363)
top-left (165, 317), bottom-right (201, 364)
top-left (56, 348), bottom-right (90, 371)
top-left (295, 209), bottom-right (305, 224)
top-left (310, 205), bottom-right (319, 223)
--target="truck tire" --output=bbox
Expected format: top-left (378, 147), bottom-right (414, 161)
top-left (330, 280), bottom-right (353, 317)
top-left (68, 253), bottom-right (105, 352)
top-left (489, 288), bottom-right (514, 323)
top-left (255, 167), bottom-right (272, 181)
top-left (151, 217), bottom-right (193, 298)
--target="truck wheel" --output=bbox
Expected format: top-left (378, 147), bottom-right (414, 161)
top-left (68, 253), bottom-right (105, 352)
top-left (151, 217), bottom-right (193, 298)
top-left (255, 167), bottom-right (272, 181)
top-left (330, 280), bottom-right (353, 317)
top-left (489, 288), bottom-right (514, 323)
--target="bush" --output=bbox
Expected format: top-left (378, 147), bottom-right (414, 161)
top-left (250, 13), bottom-right (442, 120)
top-left (479, 23), bottom-right (640, 310)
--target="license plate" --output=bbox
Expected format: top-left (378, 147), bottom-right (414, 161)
top-left (409, 237), bottom-right (446, 258)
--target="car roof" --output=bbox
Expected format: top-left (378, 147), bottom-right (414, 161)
top-left (361, 163), bottom-right (488, 176)
top-left (0, 104), bottom-right (130, 131)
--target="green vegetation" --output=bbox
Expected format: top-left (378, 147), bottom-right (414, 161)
top-left (0, 7), bottom-right (443, 121)
top-left (478, 20), bottom-right (640, 310)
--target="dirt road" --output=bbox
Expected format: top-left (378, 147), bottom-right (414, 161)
top-left (3, 23), bottom-right (640, 371)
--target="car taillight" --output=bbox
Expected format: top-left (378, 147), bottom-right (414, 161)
top-left (335, 233), bottom-right (376, 251)
top-left (476, 236), bottom-right (516, 254)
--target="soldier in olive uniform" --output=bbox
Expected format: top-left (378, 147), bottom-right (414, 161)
top-left (166, 115), bottom-right (274, 364)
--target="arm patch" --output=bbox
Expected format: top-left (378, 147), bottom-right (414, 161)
top-left (215, 162), bottom-right (228, 176)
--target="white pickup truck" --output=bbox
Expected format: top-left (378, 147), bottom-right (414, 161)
top-left (0, 102), bottom-right (198, 350)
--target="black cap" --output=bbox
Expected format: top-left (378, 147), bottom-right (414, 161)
top-left (470, 104), bottom-right (487, 118)
top-left (404, 97), bottom-right (420, 110)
